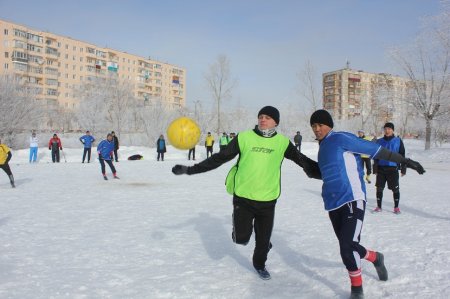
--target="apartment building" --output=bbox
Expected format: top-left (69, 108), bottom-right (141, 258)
top-left (322, 67), bottom-right (412, 122)
top-left (0, 19), bottom-right (186, 112)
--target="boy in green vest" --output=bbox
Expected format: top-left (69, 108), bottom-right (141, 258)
top-left (172, 106), bottom-right (320, 280)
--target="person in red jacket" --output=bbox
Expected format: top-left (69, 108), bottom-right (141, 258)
top-left (48, 134), bottom-right (62, 163)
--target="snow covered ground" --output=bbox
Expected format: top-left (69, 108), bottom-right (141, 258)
top-left (1, 139), bottom-right (449, 299)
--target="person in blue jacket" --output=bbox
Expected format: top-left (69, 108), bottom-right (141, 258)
top-left (97, 133), bottom-right (118, 180)
top-left (79, 130), bottom-right (95, 163)
top-left (156, 134), bottom-right (167, 161)
top-left (373, 123), bottom-right (405, 214)
top-left (309, 109), bottom-right (425, 299)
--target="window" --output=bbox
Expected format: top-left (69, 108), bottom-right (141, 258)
top-left (73, 55), bottom-right (75, 61)
top-left (65, 54), bottom-right (68, 59)
top-left (80, 66), bottom-right (83, 71)
top-left (73, 46), bottom-right (76, 51)
top-left (4, 63), bottom-right (8, 69)
top-left (72, 74), bottom-right (76, 79)
top-left (4, 29), bottom-right (8, 35)
top-left (4, 52), bottom-right (8, 58)
top-left (65, 44), bottom-right (68, 49)
top-left (13, 29), bottom-right (27, 38)
top-left (72, 65), bottom-right (75, 70)
top-left (80, 57), bottom-right (83, 62)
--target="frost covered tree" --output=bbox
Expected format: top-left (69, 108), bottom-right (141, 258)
top-left (0, 74), bottom-right (44, 146)
top-left (204, 55), bottom-right (236, 135)
top-left (390, 1), bottom-right (450, 149)
top-left (297, 59), bottom-right (321, 113)
top-left (74, 77), bottom-right (109, 134)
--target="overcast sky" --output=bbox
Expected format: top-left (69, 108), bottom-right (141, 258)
top-left (0, 0), bottom-right (441, 110)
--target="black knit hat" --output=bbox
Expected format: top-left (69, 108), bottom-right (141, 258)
top-left (258, 106), bottom-right (280, 124)
top-left (310, 109), bottom-right (334, 128)
top-left (384, 122), bottom-right (395, 131)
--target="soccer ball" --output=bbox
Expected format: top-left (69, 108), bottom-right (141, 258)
top-left (167, 117), bottom-right (201, 150)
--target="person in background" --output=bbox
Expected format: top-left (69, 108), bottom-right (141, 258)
top-left (79, 130), bottom-right (96, 163)
top-left (0, 138), bottom-right (15, 188)
top-left (309, 109), bottom-right (425, 299)
top-left (156, 134), bottom-right (167, 161)
top-left (29, 131), bottom-right (39, 163)
top-left (373, 122), bottom-right (406, 214)
top-left (97, 133), bottom-right (118, 180)
top-left (188, 146), bottom-right (196, 161)
top-left (111, 131), bottom-right (119, 162)
top-left (172, 106), bottom-right (320, 280)
top-left (229, 132), bottom-right (236, 140)
top-left (357, 130), bottom-right (373, 184)
top-left (48, 134), bottom-right (62, 163)
top-left (219, 132), bottom-right (229, 151)
top-left (294, 131), bottom-right (302, 152)
top-left (205, 132), bottom-right (214, 158)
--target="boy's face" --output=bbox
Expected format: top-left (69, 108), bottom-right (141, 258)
top-left (258, 114), bottom-right (277, 130)
top-left (311, 123), bottom-right (332, 141)
top-left (384, 127), bottom-right (394, 136)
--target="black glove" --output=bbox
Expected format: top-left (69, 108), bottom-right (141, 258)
top-left (405, 158), bottom-right (425, 174)
top-left (172, 165), bottom-right (189, 175)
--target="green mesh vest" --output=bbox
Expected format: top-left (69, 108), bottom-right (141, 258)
top-left (225, 130), bottom-right (290, 201)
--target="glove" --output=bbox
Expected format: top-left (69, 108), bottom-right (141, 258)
top-left (48, 147), bottom-right (51, 150)
top-left (98, 152), bottom-right (102, 159)
top-left (172, 165), bottom-right (189, 175)
top-left (405, 158), bottom-right (425, 174)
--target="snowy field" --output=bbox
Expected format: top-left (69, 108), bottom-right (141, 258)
top-left (1, 139), bottom-right (449, 299)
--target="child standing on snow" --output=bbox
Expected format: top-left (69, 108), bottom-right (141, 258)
top-left (29, 132), bottom-right (39, 163)
top-left (0, 138), bottom-right (15, 188)
top-left (97, 133), bottom-right (119, 180)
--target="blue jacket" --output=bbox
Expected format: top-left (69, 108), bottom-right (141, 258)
top-left (80, 135), bottom-right (95, 148)
top-left (97, 139), bottom-right (115, 160)
top-left (156, 138), bottom-right (166, 153)
top-left (376, 135), bottom-right (404, 167)
top-left (317, 131), bottom-right (382, 211)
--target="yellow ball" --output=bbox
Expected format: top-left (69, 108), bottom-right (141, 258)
top-left (167, 117), bottom-right (201, 150)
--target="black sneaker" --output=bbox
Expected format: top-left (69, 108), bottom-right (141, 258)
top-left (103, 176), bottom-right (108, 180)
top-left (350, 286), bottom-right (364, 299)
top-left (255, 268), bottom-right (271, 280)
top-left (373, 252), bottom-right (388, 281)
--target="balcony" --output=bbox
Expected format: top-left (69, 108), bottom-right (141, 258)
top-left (12, 56), bottom-right (28, 64)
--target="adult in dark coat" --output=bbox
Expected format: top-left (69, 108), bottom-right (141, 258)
top-left (111, 131), bottom-right (119, 162)
top-left (156, 135), bottom-right (167, 161)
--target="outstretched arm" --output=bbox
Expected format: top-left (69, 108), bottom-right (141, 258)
top-left (173, 138), bottom-right (239, 175)
top-left (284, 142), bottom-right (322, 179)
top-left (375, 147), bottom-right (425, 174)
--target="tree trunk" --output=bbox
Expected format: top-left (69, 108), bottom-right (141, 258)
top-left (425, 118), bottom-right (432, 150)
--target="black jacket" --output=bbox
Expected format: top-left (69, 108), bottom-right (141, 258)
top-left (113, 136), bottom-right (119, 150)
